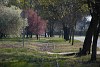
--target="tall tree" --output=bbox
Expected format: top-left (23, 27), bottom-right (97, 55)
top-left (77, 0), bottom-right (100, 61)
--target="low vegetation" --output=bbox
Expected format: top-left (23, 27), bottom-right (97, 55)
top-left (0, 37), bottom-right (100, 67)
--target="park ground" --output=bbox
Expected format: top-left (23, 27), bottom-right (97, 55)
top-left (0, 37), bottom-right (100, 67)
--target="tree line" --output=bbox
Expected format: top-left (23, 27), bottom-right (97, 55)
top-left (0, 0), bottom-right (100, 61)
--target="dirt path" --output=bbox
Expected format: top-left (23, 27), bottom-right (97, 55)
top-left (46, 51), bottom-right (100, 55)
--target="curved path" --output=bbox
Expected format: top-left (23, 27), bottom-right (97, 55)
top-left (47, 51), bottom-right (100, 55)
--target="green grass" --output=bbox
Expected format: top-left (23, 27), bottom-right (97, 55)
top-left (0, 37), bottom-right (100, 67)
top-left (33, 37), bottom-right (66, 43)
top-left (0, 53), bottom-right (100, 67)
top-left (0, 37), bottom-right (81, 43)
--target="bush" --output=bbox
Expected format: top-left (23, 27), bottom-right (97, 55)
top-left (0, 5), bottom-right (26, 38)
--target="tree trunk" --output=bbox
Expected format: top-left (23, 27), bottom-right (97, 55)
top-left (45, 30), bottom-right (47, 37)
top-left (91, 22), bottom-right (100, 61)
top-left (63, 27), bottom-right (69, 41)
top-left (77, 0), bottom-right (100, 55)
top-left (69, 28), bottom-right (72, 43)
top-left (72, 27), bottom-right (75, 45)
top-left (49, 24), bottom-right (54, 37)
top-left (30, 33), bottom-right (32, 38)
top-left (59, 30), bottom-right (61, 38)
top-left (78, 13), bottom-right (99, 56)
top-left (50, 30), bottom-right (53, 37)
top-left (0, 32), bottom-right (3, 38)
top-left (91, 0), bottom-right (100, 61)
top-left (36, 34), bottom-right (38, 40)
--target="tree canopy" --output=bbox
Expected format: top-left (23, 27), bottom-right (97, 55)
top-left (0, 5), bottom-right (24, 36)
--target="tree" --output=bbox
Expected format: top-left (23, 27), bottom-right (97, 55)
top-left (7, 0), bottom-right (85, 40)
top-left (0, 5), bottom-right (24, 38)
top-left (26, 9), bottom-right (47, 39)
top-left (77, 0), bottom-right (100, 61)
top-left (35, 0), bottom-right (87, 41)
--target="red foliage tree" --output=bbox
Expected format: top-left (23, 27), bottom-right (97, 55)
top-left (27, 9), bottom-right (47, 36)
top-left (37, 16), bottom-right (47, 35)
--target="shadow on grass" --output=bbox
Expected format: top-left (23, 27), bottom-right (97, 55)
top-left (0, 53), bottom-right (100, 67)
top-left (0, 53), bottom-right (59, 67)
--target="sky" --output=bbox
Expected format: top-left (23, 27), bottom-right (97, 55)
top-left (86, 16), bottom-right (92, 21)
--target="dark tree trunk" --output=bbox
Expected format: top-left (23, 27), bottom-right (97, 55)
top-left (45, 33), bottom-right (47, 37)
top-left (69, 28), bottom-right (72, 43)
top-left (77, 0), bottom-right (100, 56)
top-left (91, 22), bottom-right (100, 61)
top-left (0, 33), bottom-right (6, 38)
top-left (30, 33), bottom-right (32, 38)
top-left (79, 20), bottom-right (93, 55)
top-left (76, 0), bottom-right (100, 61)
top-left (49, 23), bottom-right (54, 37)
top-left (72, 27), bottom-right (75, 45)
top-left (50, 30), bottom-right (53, 37)
top-left (45, 30), bottom-right (47, 37)
top-left (63, 27), bottom-right (69, 41)
top-left (36, 34), bottom-right (39, 40)
top-left (77, 4), bottom-right (99, 55)
top-left (0, 32), bottom-right (3, 38)
top-left (77, 14), bottom-right (99, 56)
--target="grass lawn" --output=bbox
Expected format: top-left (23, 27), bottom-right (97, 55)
top-left (0, 37), bottom-right (100, 67)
